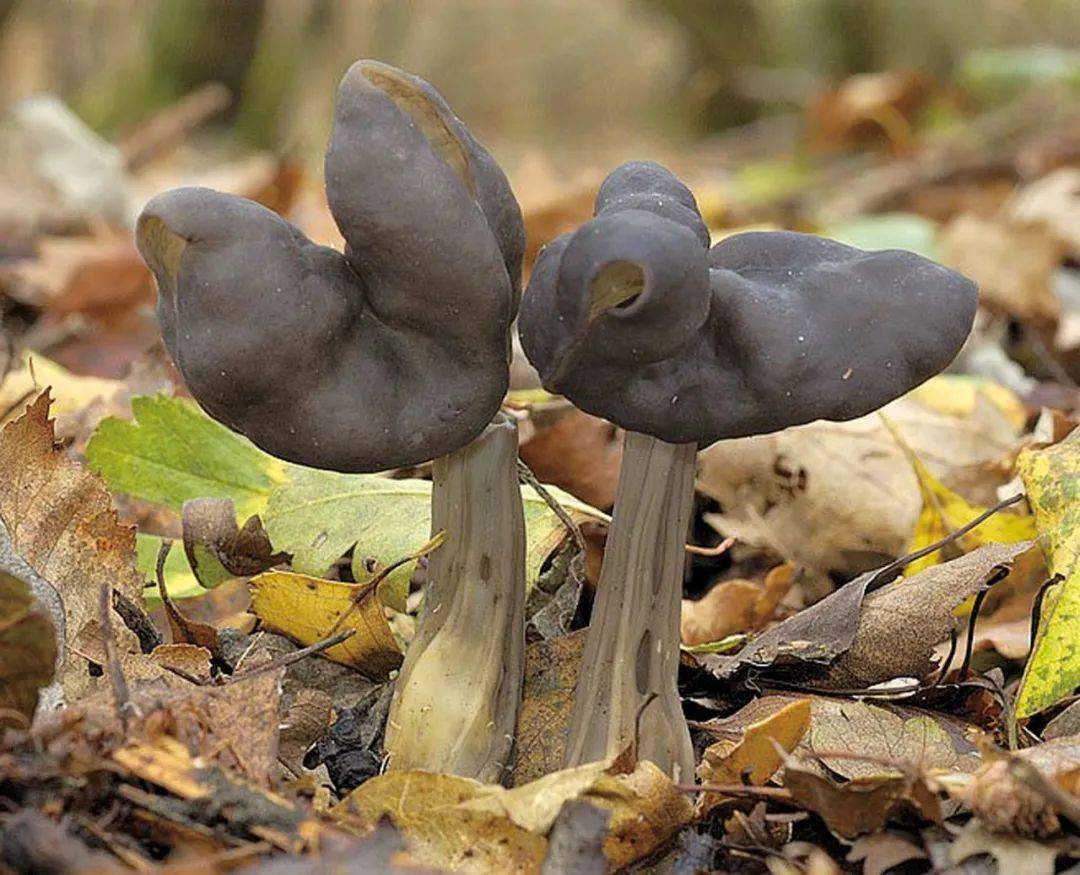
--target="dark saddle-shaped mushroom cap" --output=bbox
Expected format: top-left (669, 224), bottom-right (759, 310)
top-left (519, 161), bottom-right (978, 446)
top-left (137, 60), bottom-right (524, 472)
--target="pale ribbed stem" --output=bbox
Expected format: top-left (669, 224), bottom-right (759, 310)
top-left (563, 431), bottom-right (696, 782)
top-left (384, 413), bottom-right (526, 784)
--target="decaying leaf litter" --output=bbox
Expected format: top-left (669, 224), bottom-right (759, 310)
top-left (0, 53), bottom-right (1080, 875)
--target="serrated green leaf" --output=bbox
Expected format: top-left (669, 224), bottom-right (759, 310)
top-left (86, 395), bottom-right (285, 519)
top-left (264, 468), bottom-right (608, 611)
top-left (1015, 427), bottom-right (1080, 717)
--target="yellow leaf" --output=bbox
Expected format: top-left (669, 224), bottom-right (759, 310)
top-left (333, 760), bottom-right (692, 873)
top-left (249, 570), bottom-right (401, 678)
top-left (1015, 428), bottom-right (1080, 717)
top-left (0, 353), bottom-right (120, 423)
top-left (881, 415), bottom-right (1035, 575)
top-left (910, 375), bottom-right (1027, 432)
top-left (699, 698), bottom-right (811, 813)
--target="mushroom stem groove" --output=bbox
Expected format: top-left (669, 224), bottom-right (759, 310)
top-left (384, 413), bottom-right (526, 784)
top-left (564, 431), bottom-right (696, 781)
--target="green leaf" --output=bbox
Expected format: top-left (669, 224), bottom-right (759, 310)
top-left (823, 213), bottom-right (939, 261)
top-left (136, 533), bottom-right (204, 603)
top-left (264, 468), bottom-right (608, 611)
top-left (1015, 427), bottom-right (1080, 717)
top-left (86, 395), bottom-right (285, 518)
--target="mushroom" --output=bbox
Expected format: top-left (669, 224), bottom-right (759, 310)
top-left (518, 161), bottom-right (978, 780)
top-left (136, 60), bottom-right (527, 783)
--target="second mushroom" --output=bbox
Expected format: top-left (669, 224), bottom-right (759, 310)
top-left (519, 161), bottom-right (978, 781)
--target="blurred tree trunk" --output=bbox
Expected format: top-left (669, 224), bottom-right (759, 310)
top-left (644, 0), bottom-right (765, 132)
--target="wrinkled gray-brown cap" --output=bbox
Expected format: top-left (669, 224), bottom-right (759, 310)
top-left (518, 161), bottom-right (978, 446)
top-left (136, 60), bottom-right (524, 472)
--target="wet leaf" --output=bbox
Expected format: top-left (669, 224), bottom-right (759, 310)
top-left (0, 570), bottom-right (57, 726)
top-left (1016, 427), bottom-right (1080, 717)
top-left (249, 570), bottom-right (402, 678)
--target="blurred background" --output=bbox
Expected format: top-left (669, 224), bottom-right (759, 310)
top-left (0, 0), bottom-right (1078, 510)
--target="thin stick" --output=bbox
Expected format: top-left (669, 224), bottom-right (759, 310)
top-left (517, 459), bottom-right (586, 553)
top-left (224, 629), bottom-right (355, 683)
top-left (675, 783), bottom-right (793, 800)
top-left (686, 536), bottom-right (736, 557)
top-left (866, 493), bottom-right (1025, 592)
top-left (99, 583), bottom-right (132, 731)
top-left (1030, 574), bottom-right (1063, 650)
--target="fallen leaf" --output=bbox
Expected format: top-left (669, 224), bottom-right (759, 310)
top-left (149, 643), bottom-right (212, 684)
top-left (518, 407), bottom-right (622, 510)
top-left (278, 688), bottom-right (333, 776)
top-left (681, 563), bottom-right (794, 647)
top-left (939, 212), bottom-right (1064, 324)
top-left (807, 700), bottom-right (980, 779)
top-left (513, 631), bottom-right (585, 786)
top-left (708, 542), bottom-right (1030, 689)
top-left (334, 759), bottom-right (691, 873)
top-left (949, 820), bottom-right (1060, 875)
top-left (249, 570), bottom-right (401, 678)
top-left (182, 497), bottom-right (286, 589)
top-left (699, 387), bottom-right (1019, 575)
top-left (265, 465), bottom-right (607, 610)
top-left (699, 698), bottom-right (810, 812)
top-left (782, 756), bottom-right (941, 839)
top-left (1009, 167), bottom-right (1080, 259)
top-left (846, 832), bottom-right (927, 875)
top-left (1016, 427), bottom-right (1080, 717)
top-left (959, 737), bottom-right (1080, 837)
top-left (0, 392), bottom-right (145, 699)
top-left (826, 541), bottom-right (1032, 688)
top-left (334, 771), bottom-right (547, 872)
top-left (0, 570), bottom-right (57, 726)
top-left (86, 394), bottom-right (286, 519)
top-left (883, 417), bottom-right (1034, 576)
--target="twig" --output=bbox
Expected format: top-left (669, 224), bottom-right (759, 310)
top-left (867, 493), bottom-right (1025, 592)
top-left (929, 627), bottom-right (959, 689)
top-left (517, 458), bottom-right (586, 554)
top-left (223, 629), bottom-right (355, 684)
top-left (99, 583), bottom-right (133, 731)
top-left (958, 588), bottom-right (990, 682)
top-left (112, 589), bottom-right (163, 654)
top-left (1030, 574), bottom-right (1064, 650)
top-left (675, 782), bottom-right (793, 800)
top-left (686, 536), bottom-right (736, 557)
top-left (119, 82), bottom-right (231, 171)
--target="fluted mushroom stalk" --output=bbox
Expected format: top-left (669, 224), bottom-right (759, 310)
top-left (136, 61), bottom-right (527, 782)
top-left (519, 161), bottom-right (978, 780)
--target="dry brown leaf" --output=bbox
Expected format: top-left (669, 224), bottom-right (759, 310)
top-left (846, 832), bottom-right (927, 875)
top-left (949, 820), bottom-right (1061, 875)
top-left (939, 212), bottom-right (1064, 324)
top-left (279, 688), bottom-right (333, 776)
top-left (1009, 167), bottom-right (1080, 259)
top-left (0, 391), bottom-right (145, 699)
top-left (0, 570), bottom-right (57, 726)
top-left (519, 408), bottom-right (622, 510)
top-left (182, 497), bottom-right (286, 589)
top-left (698, 390), bottom-right (1020, 575)
top-left (708, 541), bottom-right (1031, 688)
top-left (513, 631), bottom-right (584, 786)
top-left (148, 643), bottom-right (212, 684)
top-left (681, 563), bottom-right (794, 647)
top-left (960, 737), bottom-right (1080, 837)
